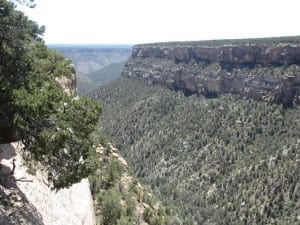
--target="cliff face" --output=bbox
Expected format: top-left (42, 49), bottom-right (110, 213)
top-left (131, 44), bottom-right (300, 68)
top-left (123, 40), bottom-right (300, 107)
top-left (0, 143), bottom-right (96, 225)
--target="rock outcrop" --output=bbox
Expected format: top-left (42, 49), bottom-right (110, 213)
top-left (123, 38), bottom-right (300, 107)
top-left (0, 143), bottom-right (96, 225)
top-left (55, 65), bottom-right (77, 97)
top-left (131, 43), bottom-right (300, 68)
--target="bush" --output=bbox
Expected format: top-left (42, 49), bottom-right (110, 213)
top-left (101, 190), bottom-right (122, 225)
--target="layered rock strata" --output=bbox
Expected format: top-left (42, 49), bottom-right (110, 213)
top-left (123, 40), bottom-right (300, 107)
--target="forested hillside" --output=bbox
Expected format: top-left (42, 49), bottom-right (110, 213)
top-left (90, 77), bottom-right (299, 225)
top-left (75, 61), bottom-right (125, 95)
top-left (52, 45), bottom-right (131, 95)
top-left (86, 62), bottom-right (125, 85)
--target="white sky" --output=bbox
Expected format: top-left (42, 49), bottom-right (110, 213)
top-left (19, 0), bottom-right (300, 45)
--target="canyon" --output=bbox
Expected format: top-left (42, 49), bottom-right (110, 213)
top-left (92, 37), bottom-right (300, 224)
top-left (123, 39), bottom-right (300, 107)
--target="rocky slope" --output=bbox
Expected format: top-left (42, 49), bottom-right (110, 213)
top-left (0, 143), bottom-right (95, 225)
top-left (123, 37), bottom-right (300, 107)
top-left (0, 140), bottom-right (176, 225)
top-left (90, 143), bottom-right (179, 225)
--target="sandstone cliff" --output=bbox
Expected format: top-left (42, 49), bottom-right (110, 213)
top-left (0, 143), bottom-right (95, 225)
top-left (123, 37), bottom-right (300, 107)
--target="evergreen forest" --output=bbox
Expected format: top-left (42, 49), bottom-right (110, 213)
top-left (90, 77), bottom-right (299, 225)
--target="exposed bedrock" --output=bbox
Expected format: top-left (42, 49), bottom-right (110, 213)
top-left (123, 42), bottom-right (300, 107)
top-left (132, 45), bottom-right (300, 68)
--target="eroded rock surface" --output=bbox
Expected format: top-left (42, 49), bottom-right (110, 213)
top-left (0, 143), bottom-right (96, 225)
top-left (123, 40), bottom-right (300, 107)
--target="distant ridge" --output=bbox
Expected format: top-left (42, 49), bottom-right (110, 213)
top-left (48, 44), bottom-right (133, 49)
top-left (137, 35), bottom-right (300, 47)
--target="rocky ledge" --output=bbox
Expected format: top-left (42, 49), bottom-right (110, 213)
top-left (123, 38), bottom-right (300, 107)
top-left (0, 143), bottom-right (95, 225)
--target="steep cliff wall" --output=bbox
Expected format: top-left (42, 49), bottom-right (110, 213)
top-left (0, 143), bottom-right (96, 225)
top-left (123, 38), bottom-right (300, 107)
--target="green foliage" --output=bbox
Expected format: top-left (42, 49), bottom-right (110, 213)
top-left (143, 206), bottom-right (169, 225)
top-left (99, 190), bottom-right (122, 225)
top-left (103, 159), bottom-right (123, 189)
top-left (88, 142), bottom-right (176, 224)
top-left (86, 61), bottom-right (125, 84)
top-left (0, 0), bottom-right (42, 129)
top-left (76, 61), bottom-right (126, 95)
top-left (89, 152), bottom-right (135, 224)
top-left (124, 193), bottom-right (136, 218)
top-left (0, 0), bottom-right (102, 189)
top-left (91, 76), bottom-right (300, 224)
top-left (11, 57), bottom-right (101, 189)
top-left (116, 216), bottom-right (133, 225)
top-left (26, 167), bottom-right (36, 175)
top-left (26, 162), bottom-right (37, 175)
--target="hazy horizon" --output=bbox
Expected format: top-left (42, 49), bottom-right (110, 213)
top-left (46, 34), bottom-right (300, 47)
top-left (47, 43), bottom-right (133, 48)
top-left (19, 0), bottom-right (300, 45)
